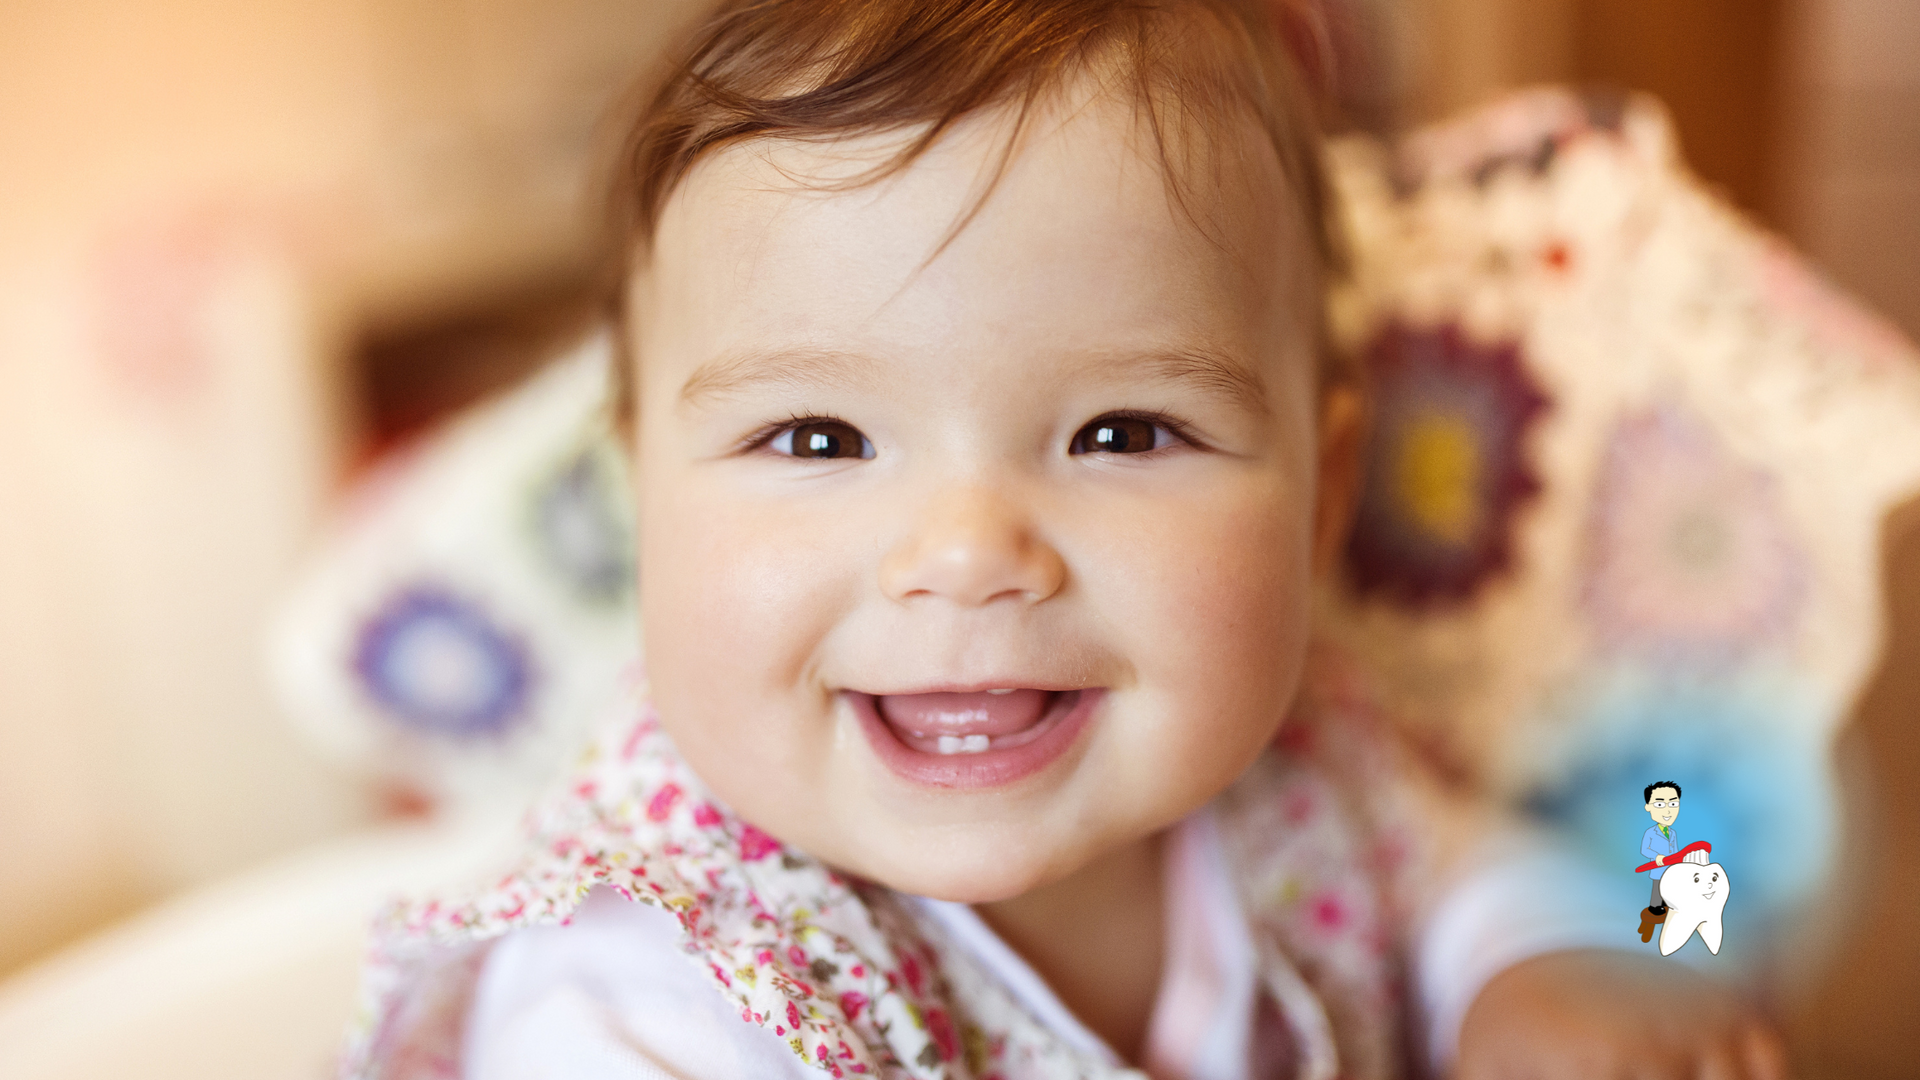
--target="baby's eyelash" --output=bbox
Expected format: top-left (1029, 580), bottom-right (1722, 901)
top-left (1091, 409), bottom-right (1209, 451)
top-left (735, 412), bottom-right (852, 453)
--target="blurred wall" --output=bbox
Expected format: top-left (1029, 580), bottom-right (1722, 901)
top-left (1775, 0), bottom-right (1920, 340)
top-left (0, 0), bottom-right (697, 977)
top-left (1400, 0), bottom-right (1576, 122)
top-left (1775, 11), bottom-right (1920, 1075)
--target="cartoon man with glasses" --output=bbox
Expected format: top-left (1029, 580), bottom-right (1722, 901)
top-left (1638, 781), bottom-right (1683, 939)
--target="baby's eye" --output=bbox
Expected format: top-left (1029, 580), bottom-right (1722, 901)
top-left (769, 419), bottom-right (872, 460)
top-left (1070, 415), bottom-right (1179, 455)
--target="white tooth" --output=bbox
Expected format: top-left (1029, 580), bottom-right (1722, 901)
top-left (1658, 862), bottom-right (1730, 956)
top-left (937, 735), bottom-right (964, 755)
top-left (962, 734), bottom-right (990, 753)
top-left (1698, 900), bottom-right (1724, 954)
top-left (986, 688), bottom-right (1015, 695)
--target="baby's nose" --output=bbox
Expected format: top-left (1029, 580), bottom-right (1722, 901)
top-left (879, 486), bottom-right (1065, 607)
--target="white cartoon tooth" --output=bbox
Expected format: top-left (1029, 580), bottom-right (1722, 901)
top-left (1658, 861), bottom-right (1729, 956)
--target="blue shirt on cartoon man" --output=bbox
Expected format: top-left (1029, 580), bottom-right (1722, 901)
top-left (1642, 820), bottom-right (1682, 879)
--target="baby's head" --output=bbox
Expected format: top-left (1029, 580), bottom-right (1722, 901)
top-left (611, 0), bottom-right (1359, 902)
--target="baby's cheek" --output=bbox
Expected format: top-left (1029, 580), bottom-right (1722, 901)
top-left (1101, 494), bottom-right (1313, 793)
top-left (644, 491), bottom-right (846, 676)
top-left (1150, 494), bottom-right (1309, 670)
top-left (637, 496), bottom-right (851, 805)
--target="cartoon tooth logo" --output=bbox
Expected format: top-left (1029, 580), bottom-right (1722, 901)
top-left (1656, 848), bottom-right (1728, 956)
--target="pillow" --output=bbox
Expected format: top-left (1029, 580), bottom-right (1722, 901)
top-left (1319, 87), bottom-right (1920, 927)
top-left (268, 334), bottom-right (639, 817)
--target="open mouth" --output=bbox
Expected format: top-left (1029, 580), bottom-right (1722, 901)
top-left (848, 687), bottom-right (1101, 789)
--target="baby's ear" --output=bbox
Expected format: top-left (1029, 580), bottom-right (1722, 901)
top-left (1311, 381), bottom-right (1368, 576)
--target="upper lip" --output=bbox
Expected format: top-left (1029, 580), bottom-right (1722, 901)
top-left (843, 681), bottom-right (1089, 696)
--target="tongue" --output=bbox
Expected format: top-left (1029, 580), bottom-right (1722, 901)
top-left (875, 690), bottom-right (1052, 737)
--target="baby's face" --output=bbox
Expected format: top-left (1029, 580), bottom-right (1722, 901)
top-left (629, 87), bottom-right (1332, 902)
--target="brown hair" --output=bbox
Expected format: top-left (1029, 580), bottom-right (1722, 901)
top-left (603, 0), bottom-right (1336, 416)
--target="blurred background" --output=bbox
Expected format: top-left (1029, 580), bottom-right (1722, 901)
top-left (0, 0), bottom-right (1913, 1076)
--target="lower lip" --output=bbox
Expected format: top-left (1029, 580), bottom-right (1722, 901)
top-left (850, 689), bottom-right (1102, 790)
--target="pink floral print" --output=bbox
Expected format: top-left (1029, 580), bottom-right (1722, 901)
top-left (344, 651), bottom-right (1449, 1080)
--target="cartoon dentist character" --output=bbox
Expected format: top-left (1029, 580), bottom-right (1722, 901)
top-left (1639, 780), bottom-right (1684, 940)
top-left (1635, 780), bottom-right (1730, 955)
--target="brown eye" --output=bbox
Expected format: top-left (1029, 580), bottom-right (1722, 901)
top-left (775, 420), bottom-right (870, 459)
top-left (1071, 416), bottom-right (1161, 454)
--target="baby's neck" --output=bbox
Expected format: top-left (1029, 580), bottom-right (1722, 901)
top-left (975, 833), bottom-right (1166, 1064)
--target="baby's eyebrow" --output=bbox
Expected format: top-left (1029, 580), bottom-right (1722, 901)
top-left (677, 343), bottom-right (1269, 413)
top-left (1092, 347), bottom-right (1269, 415)
top-left (679, 346), bottom-right (884, 409)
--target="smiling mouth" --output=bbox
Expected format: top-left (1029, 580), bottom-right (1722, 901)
top-left (875, 688), bottom-right (1068, 754)
top-left (848, 687), bottom-right (1101, 788)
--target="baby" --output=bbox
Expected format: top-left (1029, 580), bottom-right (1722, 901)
top-left (348, 1), bottom-right (1787, 1077)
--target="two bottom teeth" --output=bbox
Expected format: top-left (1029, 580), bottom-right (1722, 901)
top-left (881, 690), bottom-right (1075, 756)
top-left (934, 734), bottom-right (992, 755)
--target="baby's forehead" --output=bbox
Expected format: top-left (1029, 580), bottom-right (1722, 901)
top-left (637, 114), bottom-right (1313, 403)
top-left (635, 85), bottom-right (1316, 347)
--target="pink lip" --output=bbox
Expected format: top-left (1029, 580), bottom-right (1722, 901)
top-left (849, 688), bottom-right (1103, 790)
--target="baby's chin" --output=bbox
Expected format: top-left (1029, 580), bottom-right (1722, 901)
top-left (860, 859), bottom-right (1050, 906)
top-left (811, 814), bottom-right (1142, 905)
